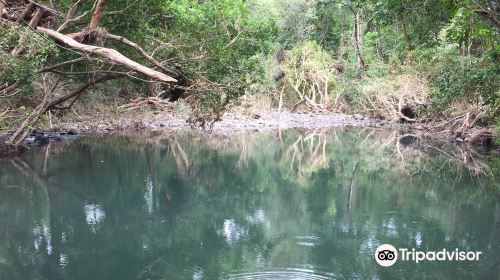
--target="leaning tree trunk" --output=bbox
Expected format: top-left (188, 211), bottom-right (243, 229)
top-left (8, 97), bottom-right (49, 146)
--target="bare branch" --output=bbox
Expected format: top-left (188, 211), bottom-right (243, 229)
top-left (105, 32), bottom-right (178, 77)
top-left (37, 57), bottom-right (90, 73)
top-left (57, 0), bottom-right (89, 32)
top-left (37, 27), bottom-right (177, 83)
top-left (46, 74), bottom-right (122, 111)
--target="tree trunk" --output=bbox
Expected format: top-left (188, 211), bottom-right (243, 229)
top-left (375, 24), bottom-right (384, 61)
top-left (16, 2), bottom-right (35, 23)
top-left (400, 16), bottom-right (412, 51)
top-left (338, 8), bottom-right (345, 56)
top-left (89, 0), bottom-right (106, 28)
top-left (8, 97), bottom-right (49, 146)
top-left (353, 10), bottom-right (365, 68)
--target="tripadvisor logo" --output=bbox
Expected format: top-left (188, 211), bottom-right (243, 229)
top-left (375, 244), bottom-right (398, 267)
top-left (374, 244), bottom-right (482, 267)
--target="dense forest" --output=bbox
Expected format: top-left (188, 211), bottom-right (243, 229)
top-left (0, 0), bottom-right (499, 145)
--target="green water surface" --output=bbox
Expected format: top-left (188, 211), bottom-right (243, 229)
top-left (0, 128), bottom-right (499, 279)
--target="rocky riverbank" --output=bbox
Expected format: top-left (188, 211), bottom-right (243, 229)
top-left (1, 108), bottom-right (497, 155)
top-left (0, 109), bottom-right (384, 151)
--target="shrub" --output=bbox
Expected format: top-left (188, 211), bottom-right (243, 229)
top-left (0, 22), bottom-right (58, 90)
top-left (413, 45), bottom-right (499, 121)
top-left (280, 41), bottom-right (339, 110)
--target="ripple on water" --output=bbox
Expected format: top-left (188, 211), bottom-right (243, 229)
top-left (227, 267), bottom-right (334, 280)
top-left (295, 235), bottom-right (320, 247)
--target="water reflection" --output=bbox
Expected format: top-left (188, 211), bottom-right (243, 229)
top-left (219, 219), bottom-right (247, 244)
top-left (0, 128), bottom-right (498, 279)
top-left (84, 204), bottom-right (105, 233)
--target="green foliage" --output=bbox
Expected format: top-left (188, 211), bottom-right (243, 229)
top-left (413, 45), bottom-right (499, 115)
top-left (2, 0), bottom-right (499, 129)
top-left (146, 0), bottom-right (279, 123)
top-left (443, 8), bottom-right (500, 56)
top-left (0, 22), bottom-right (58, 88)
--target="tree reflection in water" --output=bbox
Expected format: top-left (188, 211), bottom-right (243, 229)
top-left (0, 128), bottom-right (498, 280)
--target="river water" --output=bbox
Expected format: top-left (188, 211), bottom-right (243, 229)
top-left (0, 128), bottom-right (498, 279)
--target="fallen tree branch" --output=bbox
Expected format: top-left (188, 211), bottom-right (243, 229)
top-left (37, 27), bottom-right (177, 83)
top-left (105, 32), bottom-right (178, 77)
